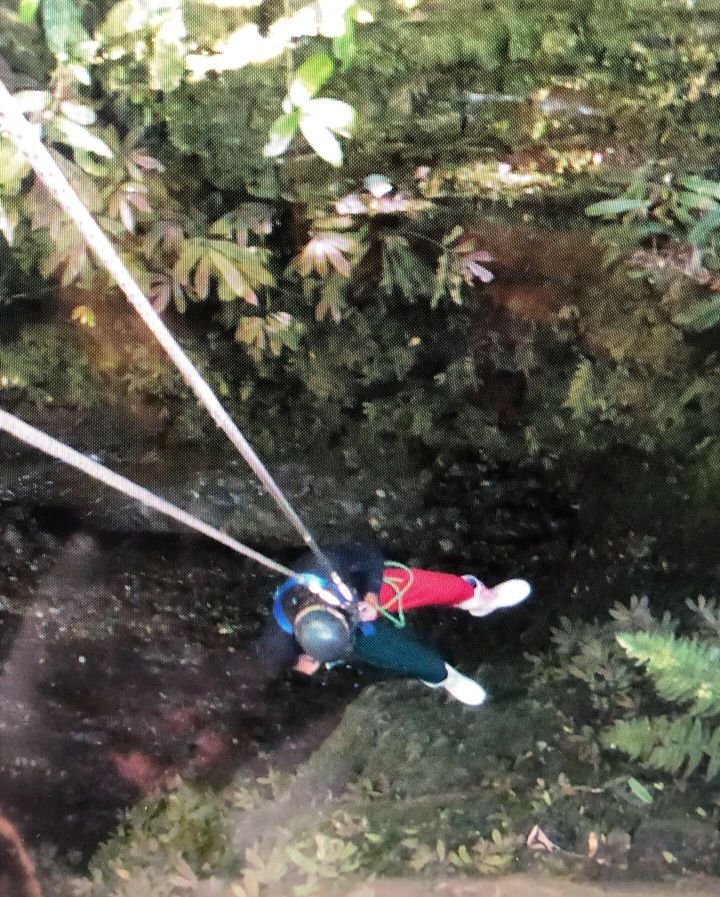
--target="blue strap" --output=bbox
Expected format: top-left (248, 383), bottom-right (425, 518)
top-left (273, 573), bottom-right (329, 634)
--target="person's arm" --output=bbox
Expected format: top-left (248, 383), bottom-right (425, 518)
top-left (291, 541), bottom-right (386, 598)
top-left (254, 616), bottom-right (302, 675)
top-left (256, 608), bottom-right (326, 676)
top-left (337, 541), bottom-right (385, 596)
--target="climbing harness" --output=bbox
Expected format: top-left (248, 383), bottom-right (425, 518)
top-left (0, 77), bottom-right (355, 609)
top-left (377, 561), bottom-right (413, 628)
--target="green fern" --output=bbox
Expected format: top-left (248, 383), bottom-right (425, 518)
top-left (603, 715), bottom-right (720, 781)
top-left (604, 630), bottom-right (720, 780)
top-left (686, 596), bottom-right (720, 642)
top-left (616, 631), bottom-right (720, 716)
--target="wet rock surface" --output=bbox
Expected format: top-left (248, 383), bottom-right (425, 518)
top-left (0, 403), bottom-right (572, 565)
top-left (75, 672), bottom-right (720, 897)
top-left (628, 818), bottom-right (720, 877)
top-left (0, 526), bottom-right (359, 863)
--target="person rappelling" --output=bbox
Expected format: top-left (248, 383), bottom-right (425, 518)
top-left (258, 542), bottom-right (531, 706)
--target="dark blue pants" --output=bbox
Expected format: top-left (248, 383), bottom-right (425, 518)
top-left (351, 619), bottom-right (447, 683)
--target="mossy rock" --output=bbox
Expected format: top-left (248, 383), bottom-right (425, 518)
top-left (86, 673), bottom-right (571, 894)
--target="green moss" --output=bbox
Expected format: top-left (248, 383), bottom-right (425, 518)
top-left (0, 323), bottom-right (100, 408)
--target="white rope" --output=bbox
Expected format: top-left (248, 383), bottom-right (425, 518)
top-left (0, 407), bottom-right (298, 578)
top-left (0, 77), bottom-right (353, 605)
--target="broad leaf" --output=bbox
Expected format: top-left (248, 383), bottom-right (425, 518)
top-left (303, 98), bottom-right (356, 135)
top-left (295, 232), bottom-right (356, 277)
top-left (41, 0), bottom-right (88, 58)
top-left (173, 239), bottom-right (203, 287)
top-left (99, 0), bottom-right (144, 41)
top-left (674, 190), bottom-right (720, 214)
top-left (194, 258), bottom-right (210, 299)
top-left (688, 209), bottom-right (720, 246)
top-left (627, 777), bottom-right (653, 804)
top-left (59, 101), bottom-right (96, 126)
top-left (68, 63), bottom-right (91, 85)
top-left (56, 118), bottom-right (114, 158)
top-left (673, 299), bottom-right (720, 332)
top-left (217, 243), bottom-right (275, 286)
top-left (235, 316), bottom-right (264, 344)
top-left (0, 199), bottom-right (17, 243)
top-left (299, 116), bottom-right (342, 167)
top-left (563, 361), bottom-right (597, 419)
top-left (585, 197), bottom-right (650, 218)
top-left (636, 222), bottom-right (673, 238)
top-left (678, 175), bottom-right (720, 200)
top-left (333, 18), bottom-right (356, 69)
top-left (70, 304), bottom-right (96, 327)
top-left (13, 90), bottom-right (51, 114)
top-left (431, 251), bottom-right (448, 308)
top-left (210, 248), bottom-right (248, 298)
top-left (289, 52), bottom-right (334, 105)
top-left (316, 273), bottom-right (347, 321)
top-left (318, 0), bottom-right (354, 38)
top-left (0, 138), bottom-right (31, 195)
top-left (263, 112), bottom-right (299, 158)
top-left (18, 0), bottom-right (40, 23)
top-left (151, 38), bottom-right (185, 93)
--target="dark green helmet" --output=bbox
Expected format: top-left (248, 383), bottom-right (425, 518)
top-left (293, 603), bottom-right (355, 663)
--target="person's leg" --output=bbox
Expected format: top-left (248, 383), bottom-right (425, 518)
top-left (379, 567), bottom-right (531, 618)
top-left (379, 568), bottom-right (473, 611)
top-left (351, 620), bottom-right (487, 705)
top-left (352, 619), bottom-right (447, 681)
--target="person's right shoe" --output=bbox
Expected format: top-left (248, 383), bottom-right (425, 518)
top-left (424, 663), bottom-right (487, 706)
top-left (458, 577), bottom-right (532, 617)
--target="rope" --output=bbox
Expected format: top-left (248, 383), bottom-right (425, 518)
top-left (377, 561), bottom-right (413, 628)
top-left (0, 407), bottom-right (300, 578)
top-left (0, 77), bottom-right (353, 607)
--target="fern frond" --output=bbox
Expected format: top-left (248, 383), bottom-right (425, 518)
top-left (616, 631), bottom-right (720, 716)
top-left (609, 595), bottom-right (677, 634)
top-left (686, 596), bottom-right (720, 641)
top-left (603, 714), bottom-right (720, 780)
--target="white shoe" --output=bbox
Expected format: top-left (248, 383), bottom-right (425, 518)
top-left (424, 663), bottom-right (487, 706)
top-left (458, 576), bottom-right (532, 618)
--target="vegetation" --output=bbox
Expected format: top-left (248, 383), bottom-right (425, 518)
top-left (604, 625), bottom-right (720, 782)
top-left (5, 1), bottom-right (720, 891)
top-left (4, 0), bottom-right (720, 487)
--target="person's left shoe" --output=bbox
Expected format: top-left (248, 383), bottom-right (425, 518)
top-left (424, 663), bottom-right (487, 705)
top-left (458, 576), bottom-right (532, 617)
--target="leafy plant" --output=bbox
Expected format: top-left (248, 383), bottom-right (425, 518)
top-left (0, 322), bottom-right (98, 406)
top-left (89, 782), bottom-right (237, 885)
top-left (526, 596), bottom-right (678, 719)
top-left (603, 631), bottom-right (720, 781)
top-left (264, 52), bottom-right (357, 168)
top-left (585, 171), bottom-right (720, 332)
top-left (563, 360), bottom-right (602, 422)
